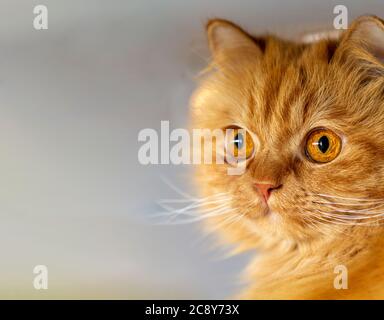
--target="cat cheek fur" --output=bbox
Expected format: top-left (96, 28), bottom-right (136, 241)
top-left (191, 15), bottom-right (384, 299)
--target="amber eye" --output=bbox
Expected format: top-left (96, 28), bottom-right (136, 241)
top-left (225, 127), bottom-right (255, 161)
top-left (305, 128), bottom-right (342, 163)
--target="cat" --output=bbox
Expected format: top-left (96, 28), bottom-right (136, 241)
top-left (190, 15), bottom-right (384, 299)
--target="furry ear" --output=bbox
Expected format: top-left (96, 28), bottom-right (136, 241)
top-left (338, 15), bottom-right (384, 70)
top-left (206, 19), bottom-right (262, 58)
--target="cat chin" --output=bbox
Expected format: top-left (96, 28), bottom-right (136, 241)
top-left (266, 211), bottom-right (282, 224)
top-left (248, 206), bottom-right (285, 228)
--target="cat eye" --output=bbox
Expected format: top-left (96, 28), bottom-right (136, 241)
top-left (305, 128), bottom-right (342, 163)
top-left (224, 127), bottom-right (255, 162)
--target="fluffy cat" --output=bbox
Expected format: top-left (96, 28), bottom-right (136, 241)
top-left (190, 15), bottom-right (384, 299)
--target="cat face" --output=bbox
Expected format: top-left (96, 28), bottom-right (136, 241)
top-left (191, 16), bottom-right (384, 244)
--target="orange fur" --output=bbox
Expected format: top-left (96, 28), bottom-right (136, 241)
top-left (190, 15), bottom-right (384, 299)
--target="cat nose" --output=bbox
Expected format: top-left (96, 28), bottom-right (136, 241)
top-left (254, 183), bottom-right (281, 203)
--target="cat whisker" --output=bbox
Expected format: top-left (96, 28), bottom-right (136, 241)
top-left (159, 175), bottom-right (196, 200)
top-left (306, 209), bottom-right (384, 227)
top-left (314, 209), bottom-right (384, 220)
top-left (153, 198), bottom-right (232, 220)
top-left (312, 200), bottom-right (384, 207)
top-left (314, 205), bottom-right (384, 216)
top-left (308, 192), bottom-right (384, 203)
top-left (159, 192), bottom-right (230, 204)
top-left (211, 211), bottom-right (242, 229)
top-left (304, 212), bottom-right (340, 228)
top-left (192, 208), bottom-right (244, 246)
top-left (157, 197), bottom-right (231, 215)
top-left (302, 212), bottom-right (350, 237)
top-left (156, 176), bottom-right (233, 222)
top-left (322, 217), bottom-right (384, 226)
top-left (155, 207), bottom-right (236, 225)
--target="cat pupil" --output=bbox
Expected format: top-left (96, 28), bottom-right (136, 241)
top-left (318, 136), bottom-right (329, 153)
top-left (234, 133), bottom-right (244, 149)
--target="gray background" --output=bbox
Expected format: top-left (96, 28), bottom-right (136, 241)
top-left (0, 0), bottom-right (382, 298)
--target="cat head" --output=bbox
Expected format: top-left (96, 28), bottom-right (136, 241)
top-left (191, 16), bottom-right (384, 249)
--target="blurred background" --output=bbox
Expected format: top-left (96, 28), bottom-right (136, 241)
top-left (0, 0), bottom-right (383, 298)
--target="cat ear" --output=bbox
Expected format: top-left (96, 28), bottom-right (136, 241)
top-left (206, 19), bottom-right (262, 59)
top-left (338, 15), bottom-right (384, 69)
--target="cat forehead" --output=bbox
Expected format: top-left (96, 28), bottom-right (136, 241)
top-left (251, 36), bottom-right (336, 68)
top-left (199, 34), bottom-right (383, 138)
top-left (230, 61), bottom-right (337, 131)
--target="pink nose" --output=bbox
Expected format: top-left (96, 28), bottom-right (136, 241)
top-left (254, 183), bottom-right (281, 203)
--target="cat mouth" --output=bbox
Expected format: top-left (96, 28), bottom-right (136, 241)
top-left (258, 200), bottom-right (282, 219)
top-left (258, 203), bottom-right (273, 217)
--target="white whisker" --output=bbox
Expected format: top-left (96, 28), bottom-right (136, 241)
top-left (153, 199), bottom-right (231, 219)
top-left (309, 192), bottom-right (384, 203)
top-left (163, 198), bottom-right (231, 215)
top-left (155, 208), bottom-right (236, 225)
top-left (312, 200), bottom-right (384, 207)
top-left (159, 193), bottom-right (229, 204)
top-left (315, 209), bottom-right (384, 220)
top-left (307, 210), bottom-right (384, 226)
top-left (159, 175), bottom-right (196, 200)
top-left (314, 205), bottom-right (384, 216)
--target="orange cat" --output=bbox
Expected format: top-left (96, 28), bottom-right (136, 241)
top-left (190, 15), bottom-right (384, 299)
